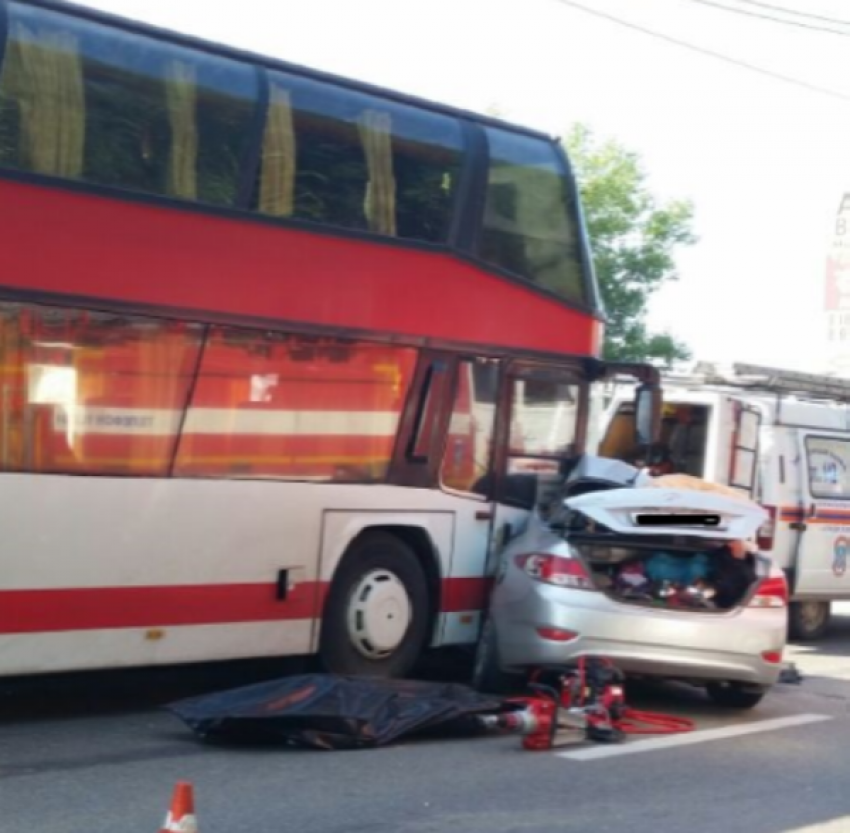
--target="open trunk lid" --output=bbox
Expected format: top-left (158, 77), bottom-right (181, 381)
top-left (562, 487), bottom-right (769, 613)
top-left (564, 488), bottom-right (767, 541)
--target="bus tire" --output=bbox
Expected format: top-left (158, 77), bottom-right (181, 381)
top-left (788, 601), bottom-right (831, 642)
top-left (319, 531), bottom-right (431, 678)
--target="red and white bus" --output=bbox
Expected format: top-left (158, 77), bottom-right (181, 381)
top-left (0, 0), bottom-right (658, 678)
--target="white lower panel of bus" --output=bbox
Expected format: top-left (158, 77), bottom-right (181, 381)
top-left (0, 620), bottom-right (316, 677)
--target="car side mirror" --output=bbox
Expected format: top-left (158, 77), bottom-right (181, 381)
top-left (634, 382), bottom-right (662, 448)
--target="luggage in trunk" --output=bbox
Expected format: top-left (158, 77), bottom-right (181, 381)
top-left (574, 538), bottom-right (760, 612)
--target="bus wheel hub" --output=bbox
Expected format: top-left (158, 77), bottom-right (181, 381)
top-left (347, 570), bottom-right (411, 658)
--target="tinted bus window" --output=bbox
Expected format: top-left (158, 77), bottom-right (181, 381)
top-left (409, 360), bottom-right (449, 461)
top-left (0, 2), bottom-right (258, 206)
top-left (0, 302), bottom-right (203, 476)
top-left (479, 129), bottom-right (586, 305)
top-left (507, 377), bottom-right (580, 477)
top-left (254, 70), bottom-right (464, 244)
top-left (174, 330), bottom-right (417, 482)
top-left (441, 360), bottom-right (497, 496)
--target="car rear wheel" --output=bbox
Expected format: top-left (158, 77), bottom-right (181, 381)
top-left (471, 616), bottom-right (523, 695)
top-left (788, 601), bottom-right (831, 642)
top-left (706, 681), bottom-right (766, 709)
top-left (319, 532), bottom-right (431, 678)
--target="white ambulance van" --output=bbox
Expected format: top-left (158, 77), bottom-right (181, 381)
top-left (596, 362), bottom-right (850, 641)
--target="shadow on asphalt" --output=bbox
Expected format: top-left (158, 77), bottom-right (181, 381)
top-left (0, 647), bottom-right (478, 722)
top-left (0, 656), bottom-right (313, 721)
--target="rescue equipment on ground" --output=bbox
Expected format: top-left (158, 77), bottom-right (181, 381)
top-left (478, 657), bottom-right (696, 750)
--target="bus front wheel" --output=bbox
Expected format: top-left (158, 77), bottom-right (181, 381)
top-left (319, 532), bottom-right (431, 678)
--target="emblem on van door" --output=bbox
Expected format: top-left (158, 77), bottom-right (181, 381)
top-left (833, 536), bottom-right (848, 577)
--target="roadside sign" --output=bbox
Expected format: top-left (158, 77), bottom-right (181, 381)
top-left (826, 193), bottom-right (850, 345)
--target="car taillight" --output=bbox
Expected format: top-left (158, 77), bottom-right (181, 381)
top-left (748, 575), bottom-right (788, 609)
top-left (515, 553), bottom-right (596, 590)
top-left (757, 505), bottom-right (776, 551)
top-left (536, 627), bottom-right (580, 642)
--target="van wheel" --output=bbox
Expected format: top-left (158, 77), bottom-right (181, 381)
top-left (471, 616), bottom-right (523, 695)
top-left (706, 682), bottom-right (766, 709)
top-left (788, 601), bottom-right (831, 642)
top-left (319, 532), bottom-right (431, 678)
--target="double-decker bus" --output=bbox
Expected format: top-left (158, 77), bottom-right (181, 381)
top-left (0, 0), bottom-right (659, 678)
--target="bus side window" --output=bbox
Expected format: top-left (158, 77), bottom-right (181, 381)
top-left (478, 129), bottom-right (586, 306)
top-left (440, 360), bottom-right (498, 498)
top-left (252, 70), bottom-right (465, 245)
top-left (0, 2), bottom-right (258, 205)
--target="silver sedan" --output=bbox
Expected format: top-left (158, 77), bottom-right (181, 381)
top-left (473, 463), bottom-right (788, 710)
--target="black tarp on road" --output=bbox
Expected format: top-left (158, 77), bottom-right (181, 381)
top-left (167, 674), bottom-right (516, 750)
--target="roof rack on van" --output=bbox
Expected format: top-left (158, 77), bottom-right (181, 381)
top-left (690, 362), bottom-right (850, 402)
top-left (602, 363), bottom-right (850, 402)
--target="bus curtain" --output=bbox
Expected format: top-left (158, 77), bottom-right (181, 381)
top-left (165, 59), bottom-right (199, 201)
top-left (358, 109), bottom-right (396, 237)
top-left (259, 80), bottom-right (297, 217)
top-left (167, 674), bottom-right (512, 750)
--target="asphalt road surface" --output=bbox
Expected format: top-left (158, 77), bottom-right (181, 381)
top-left (2, 607), bottom-right (850, 833)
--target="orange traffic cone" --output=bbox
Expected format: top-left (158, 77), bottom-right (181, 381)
top-left (159, 782), bottom-right (198, 833)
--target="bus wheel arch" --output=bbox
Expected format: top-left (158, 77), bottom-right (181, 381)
top-left (318, 527), bottom-right (440, 678)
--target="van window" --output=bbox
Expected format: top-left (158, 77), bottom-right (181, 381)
top-left (805, 436), bottom-right (850, 499)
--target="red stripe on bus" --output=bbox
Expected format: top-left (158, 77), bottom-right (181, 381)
top-left (0, 577), bottom-right (491, 634)
top-left (0, 582), bottom-right (323, 634)
top-left (0, 180), bottom-right (599, 356)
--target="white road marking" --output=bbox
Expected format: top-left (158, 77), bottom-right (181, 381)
top-left (783, 816), bottom-right (850, 832)
top-left (555, 713), bottom-right (833, 761)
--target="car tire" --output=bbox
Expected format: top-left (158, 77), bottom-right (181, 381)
top-left (319, 532), bottom-right (431, 678)
top-left (788, 601), bottom-right (831, 642)
top-left (471, 615), bottom-right (523, 695)
top-left (706, 681), bottom-right (767, 709)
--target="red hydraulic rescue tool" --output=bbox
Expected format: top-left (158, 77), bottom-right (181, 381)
top-left (478, 657), bottom-right (696, 750)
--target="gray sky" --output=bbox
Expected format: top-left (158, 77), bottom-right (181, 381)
top-left (74, 0), bottom-right (850, 372)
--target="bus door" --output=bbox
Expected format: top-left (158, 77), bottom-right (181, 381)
top-left (391, 353), bottom-right (502, 643)
top-left (436, 357), bottom-right (507, 640)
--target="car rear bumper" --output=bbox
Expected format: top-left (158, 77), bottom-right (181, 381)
top-left (493, 583), bottom-right (786, 687)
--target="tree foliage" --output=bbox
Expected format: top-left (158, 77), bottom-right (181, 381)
top-left (562, 124), bottom-right (696, 367)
